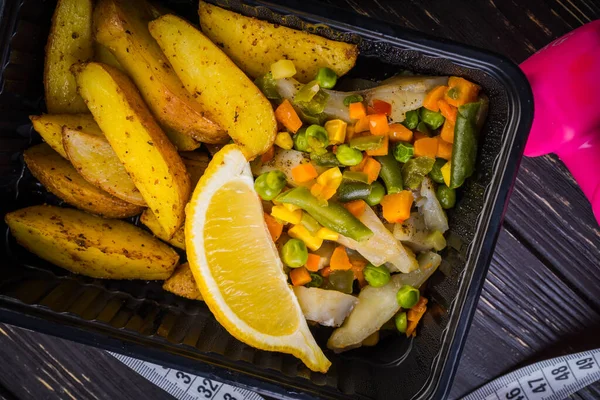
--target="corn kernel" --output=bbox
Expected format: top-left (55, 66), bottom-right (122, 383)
top-left (316, 227), bottom-right (339, 241)
top-left (271, 205), bottom-right (302, 225)
top-left (274, 131), bottom-right (294, 150)
top-left (270, 59), bottom-right (296, 79)
top-left (288, 225), bottom-right (323, 251)
top-left (441, 161), bottom-right (451, 187)
top-left (324, 119), bottom-right (347, 145)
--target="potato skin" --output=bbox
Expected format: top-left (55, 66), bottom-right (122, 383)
top-left (29, 113), bottom-right (102, 159)
top-left (24, 144), bottom-right (143, 218)
top-left (63, 128), bottom-right (146, 206)
top-left (198, 2), bottom-right (358, 83)
top-left (149, 14), bottom-right (277, 160)
top-left (163, 263), bottom-right (203, 300)
top-left (44, 0), bottom-right (94, 113)
top-left (93, 0), bottom-right (227, 147)
top-left (5, 205), bottom-right (178, 280)
top-left (72, 62), bottom-right (191, 237)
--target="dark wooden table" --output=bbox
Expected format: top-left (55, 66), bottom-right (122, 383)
top-left (1, 0), bottom-right (600, 399)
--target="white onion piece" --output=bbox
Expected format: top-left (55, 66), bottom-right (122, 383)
top-left (293, 286), bottom-right (358, 327)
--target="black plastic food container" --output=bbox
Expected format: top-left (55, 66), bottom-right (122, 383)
top-left (0, 0), bottom-right (533, 398)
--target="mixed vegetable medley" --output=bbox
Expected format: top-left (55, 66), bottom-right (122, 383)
top-left (251, 61), bottom-right (487, 349)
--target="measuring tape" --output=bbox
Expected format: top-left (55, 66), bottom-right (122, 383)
top-left (109, 352), bottom-right (263, 400)
top-left (111, 349), bottom-right (600, 400)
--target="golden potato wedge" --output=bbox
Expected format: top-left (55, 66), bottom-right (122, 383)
top-left (5, 205), bottom-right (178, 280)
top-left (24, 144), bottom-right (143, 218)
top-left (140, 209), bottom-right (185, 250)
top-left (30, 113), bottom-right (102, 159)
top-left (163, 263), bottom-right (203, 300)
top-left (198, 2), bottom-right (358, 83)
top-left (150, 15), bottom-right (276, 160)
top-left (94, 42), bottom-right (122, 70)
top-left (63, 128), bottom-right (146, 206)
top-left (93, 0), bottom-right (227, 145)
top-left (73, 62), bottom-right (191, 237)
top-left (180, 151), bottom-right (209, 186)
top-left (44, 0), bottom-right (94, 113)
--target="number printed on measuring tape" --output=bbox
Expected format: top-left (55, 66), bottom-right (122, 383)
top-left (109, 352), bottom-right (263, 400)
top-left (463, 349), bottom-right (600, 400)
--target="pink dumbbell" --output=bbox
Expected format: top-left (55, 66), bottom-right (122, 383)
top-left (520, 19), bottom-right (600, 224)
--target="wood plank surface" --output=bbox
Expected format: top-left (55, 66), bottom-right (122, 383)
top-left (0, 0), bottom-right (599, 399)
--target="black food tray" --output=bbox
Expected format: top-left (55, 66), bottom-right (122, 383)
top-left (0, 0), bottom-right (533, 398)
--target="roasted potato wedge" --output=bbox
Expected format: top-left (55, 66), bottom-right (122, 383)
top-left (94, 42), bottom-right (122, 70)
top-left (30, 113), bottom-right (102, 158)
top-left (63, 128), bottom-right (146, 206)
top-left (163, 263), bottom-right (203, 300)
top-left (44, 0), bottom-right (94, 113)
top-left (140, 209), bottom-right (185, 250)
top-left (179, 151), bottom-right (210, 187)
top-left (73, 62), bottom-right (191, 237)
top-left (94, 0), bottom-right (227, 146)
top-left (149, 15), bottom-right (277, 160)
top-left (198, 2), bottom-right (358, 83)
top-left (24, 144), bottom-right (143, 218)
top-left (5, 205), bottom-right (178, 280)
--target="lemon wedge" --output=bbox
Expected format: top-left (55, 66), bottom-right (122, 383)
top-left (185, 144), bottom-right (331, 373)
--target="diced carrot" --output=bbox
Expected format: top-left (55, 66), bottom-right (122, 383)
top-left (362, 157), bottom-right (381, 183)
top-left (355, 116), bottom-right (371, 133)
top-left (444, 77), bottom-right (480, 107)
top-left (372, 99), bottom-right (392, 116)
top-left (367, 105), bottom-right (376, 115)
top-left (345, 124), bottom-right (356, 141)
top-left (261, 146), bottom-right (275, 163)
top-left (406, 319), bottom-right (419, 337)
top-left (275, 99), bottom-right (302, 133)
top-left (321, 266), bottom-right (331, 277)
top-left (305, 253), bottom-right (321, 272)
top-left (350, 259), bottom-right (367, 287)
top-left (381, 191), bottom-right (413, 223)
top-left (344, 199), bottom-right (367, 218)
top-left (349, 102), bottom-right (367, 120)
top-left (440, 119), bottom-right (455, 144)
top-left (368, 114), bottom-right (389, 136)
top-left (414, 137), bottom-right (439, 158)
top-left (406, 297), bottom-right (428, 336)
top-left (437, 138), bottom-right (453, 160)
top-left (290, 267), bottom-right (312, 286)
top-left (264, 212), bottom-right (283, 242)
top-left (388, 123), bottom-right (413, 142)
top-left (366, 135), bottom-right (389, 156)
top-left (422, 85), bottom-right (448, 112)
top-left (330, 246), bottom-right (353, 271)
top-left (438, 100), bottom-right (457, 123)
top-left (349, 154), bottom-right (368, 172)
top-left (291, 163), bottom-right (318, 183)
top-left (413, 131), bottom-right (429, 142)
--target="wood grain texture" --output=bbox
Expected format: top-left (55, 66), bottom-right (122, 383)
top-left (0, 0), bottom-right (599, 399)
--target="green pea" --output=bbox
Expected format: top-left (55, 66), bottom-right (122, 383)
top-left (365, 181), bottom-right (385, 206)
top-left (306, 273), bottom-right (324, 288)
top-left (335, 144), bottom-right (363, 166)
top-left (293, 127), bottom-right (310, 152)
top-left (306, 125), bottom-right (329, 151)
top-left (395, 312), bottom-right (408, 333)
top-left (396, 285), bottom-right (420, 308)
top-left (315, 67), bottom-right (338, 89)
top-left (281, 238), bottom-right (308, 268)
top-left (402, 109), bottom-right (419, 130)
top-left (429, 158), bottom-right (447, 184)
top-left (343, 94), bottom-right (364, 107)
top-left (254, 170), bottom-right (286, 200)
top-left (436, 184), bottom-right (456, 209)
top-left (363, 263), bottom-right (391, 288)
top-left (393, 142), bottom-right (414, 163)
top-left (420, 108), bottom-right (445, 130)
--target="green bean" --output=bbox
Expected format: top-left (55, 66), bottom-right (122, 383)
top-left (450, 102), bottom-right (481, 189)
top-left (254, 170), bottom-right (286, 200)
top-left (342, 171), bottom-right (369, 183)
top-left (436, 184), bottom-right (456, 209)
top-left (375, 153), bottom-right (404, 194)
top-left (402, 109), bottom-right (419, 130)
top-left (336, 181), bottom-right (372, 202)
